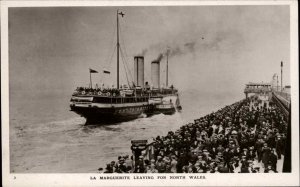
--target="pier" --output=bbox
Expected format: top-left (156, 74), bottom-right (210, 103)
top-left (100, 81), bottom-right (291, 173)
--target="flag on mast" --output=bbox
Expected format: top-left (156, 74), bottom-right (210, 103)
top-left (89, 68), bottom-right (98, 73)
top-left (103, 69), bottom-right (110, 74)
top-left (118, 11), bottom-right (125, 17)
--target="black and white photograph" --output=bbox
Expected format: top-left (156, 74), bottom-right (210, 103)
top-left (1, 0), bottom-right (299, 186)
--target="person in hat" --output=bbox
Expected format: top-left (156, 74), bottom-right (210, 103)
top-left (240, 155), bottom-right (248, 169)
top-left (216, 144), bottom-right (225, 154)
top-left (248, 146), bottom-right (256, 161)
top-left (109, 161), bottom-right (116, 173)
top-left (97, 167), bottom-right (104, 173)
top-left (187, 161), bottom-right (197, 173)
top-left (176, 152), bottom-right (185, 173)
top-left (163, 156), bottom-right (171, 164)
top-left (194, 162), bottom-right (201, 173)
top-left (170, 155), bottom-right (178, 173)
top-left (155, 156), bottom-right (166, 173)
top-left (215, 152), bottom-right (224, 163)
top-left (165, 163), bottom-right (172, 173)
top-left (241, 148), bottom-right (249, 159)
top-left (275, 135), bottom-right (283, 159)
top-left (125, 155), bottom-right (133, 171)
top-left (269, 149), bottom-right (278, 172)
top-left (189, 149), bottom-right (198, 163)
top-left (134, 156), bottom-right (145, 173)
top-left (228, 160), bottom-right (235, 173)
top-left (104, 164), bottom-right (113, 173)
top-left (223, 147), bottom-right (232, 167)
top-left (208, 162), bottom-right (217, 173)
top-left (255, 138), bottom-right (265, 163)
top-left (210, 147), bottom-right (217, 159)
top-left (116, 157), bottom-right (127, 173)
top-left (262, 143), bottom-right (271, 168)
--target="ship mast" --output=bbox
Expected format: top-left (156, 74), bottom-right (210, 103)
top-left (166, 52), bottom-right (168, 87)
top-left (117, 10), bottom-right (120, 89)
top-left (166, 48), bottom-right (170, 88)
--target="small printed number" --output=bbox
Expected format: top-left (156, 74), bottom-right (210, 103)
top-left (14, 176), bottom-right (16, 179)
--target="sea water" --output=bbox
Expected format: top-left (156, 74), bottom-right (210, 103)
top-left (9, 90), bottom-right (242, 173)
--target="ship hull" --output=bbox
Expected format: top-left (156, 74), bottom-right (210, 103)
top-left (69, 93), bottom-right (181, 124)
top-left (70, 104), bottom-right (153, 124)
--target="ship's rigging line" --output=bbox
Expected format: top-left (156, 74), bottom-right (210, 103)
top-left (119, 22), bottom-right (134, 86)
top-left (99, 44), bottom-right (117, 85)
top-left (99, 19), bottom-right (117, 86)
top-left (120, 47), bottom-right (131, 88)
top-left (120, 47), bottom-right (134, 87)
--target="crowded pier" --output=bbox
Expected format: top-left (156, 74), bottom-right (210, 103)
top-left (99, 95), bottom-right (288, 173)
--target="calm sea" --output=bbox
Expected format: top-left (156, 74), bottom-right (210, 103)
top-left (9, 89), bottom-right (242, 173)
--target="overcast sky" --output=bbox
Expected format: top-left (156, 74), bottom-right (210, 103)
top-left (9, 6), bottom-right (290, 96)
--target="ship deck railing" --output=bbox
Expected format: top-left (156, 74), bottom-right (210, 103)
top-left (72, 90), bottom-right (178, 97)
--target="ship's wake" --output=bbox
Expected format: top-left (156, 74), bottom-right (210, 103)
top-left (138, 113), bottom-right (147, 118)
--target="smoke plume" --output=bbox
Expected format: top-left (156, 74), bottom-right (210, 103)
top-left (141, 39), bottom-right (203, 62)
top-left (153, 41), bottom-right (197, 61)
top-left (155, 53), bottom-right (164, 62)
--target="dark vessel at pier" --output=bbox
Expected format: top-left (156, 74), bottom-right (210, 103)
top-left (70, 10), bottom-right (181, 124)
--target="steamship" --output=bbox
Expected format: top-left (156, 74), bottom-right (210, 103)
top-left (70, 10), bottom-right (181, 124)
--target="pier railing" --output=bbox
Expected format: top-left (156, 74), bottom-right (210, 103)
top-left (273, 91), bottom-right (291, 102)
top-left (272, 91), bottom-right (290, 120)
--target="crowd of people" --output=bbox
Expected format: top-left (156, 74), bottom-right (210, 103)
top-left (99, 95), bottom-right (288, 173)
top-left (74, 87), bottom-right (122, 96)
